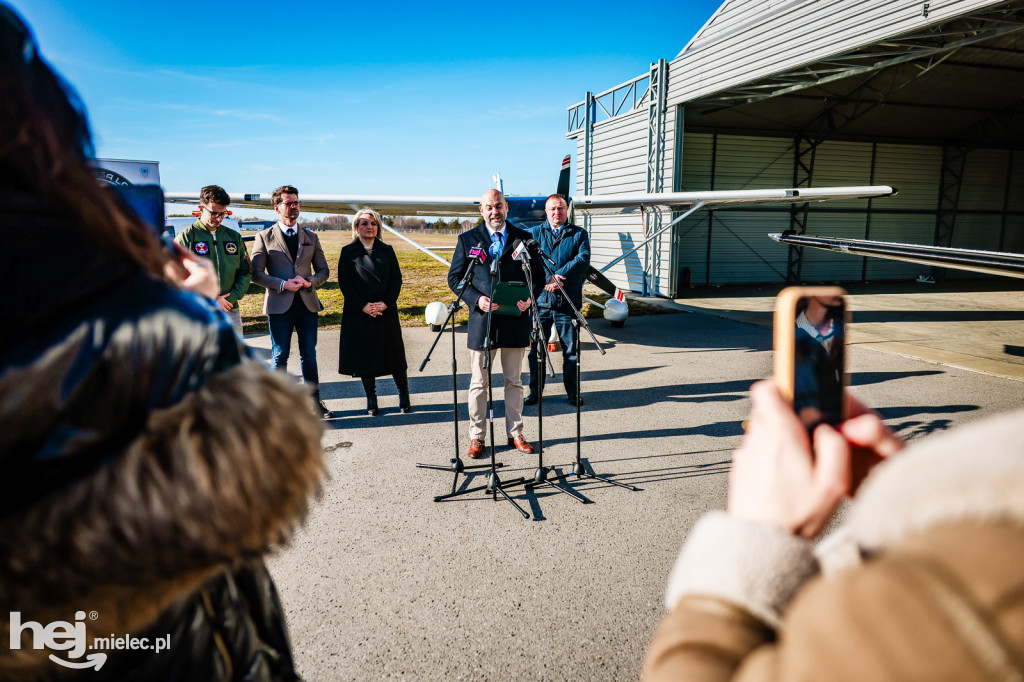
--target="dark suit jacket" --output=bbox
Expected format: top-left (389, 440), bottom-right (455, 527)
top-left (250, 223), bottom-right (330, 315)
top-left (447, 223), bottom-right (541, 351)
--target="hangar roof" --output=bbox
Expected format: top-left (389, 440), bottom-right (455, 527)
top-left (680, 0), bottom-right (1024, 148)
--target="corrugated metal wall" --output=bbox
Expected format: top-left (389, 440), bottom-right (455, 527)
top-left (864, 143), bottom-right (941, 280)
top-left (673, 133), bottom-right (1024, 286)
top-left (576, 106), bottom-right (678, 295)
top-left (667, 0), bottom-right (1003, 106)
top-left (946, 147), bottom-right (1018, 278)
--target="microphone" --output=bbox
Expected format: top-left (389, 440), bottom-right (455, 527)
top-left (456, 241), bottom-right (486, 291)
top-left (467, 242), bottom-right (487, 265)
top-left (511, 239), bottom-right (528, 262)
top-left (489, 239), bottom-right (501, 275)
top-left (522, 238), bottom-right (556, 268)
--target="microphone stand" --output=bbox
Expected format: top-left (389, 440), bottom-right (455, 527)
top-left (437, 245), bottom-right (530, 518)
top-left (528, 239), bottom-right (639, 495)
top-left (516, 248), bottom-right (586, 504)
top-left (564, 317), bottom-right (638, 492)
top-left (416, 253), bottom-right (505, 498)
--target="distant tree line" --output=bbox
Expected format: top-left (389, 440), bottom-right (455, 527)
top-left (298, 215), bottom-right (350, 231)
top-left (299, 215), bottom-right (476, 233)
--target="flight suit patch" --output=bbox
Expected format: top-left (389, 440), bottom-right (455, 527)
top-left (225, 242), bottom-right (238, 254)
top-left (194, 242), bottom-right (210, 255)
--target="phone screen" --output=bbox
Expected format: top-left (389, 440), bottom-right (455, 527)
top-left (792, 294), bottom-right (846, 428)
top-left (774, 287), bottom-right (847, 430)
top-left (111, 184), bottom-right (166, 237)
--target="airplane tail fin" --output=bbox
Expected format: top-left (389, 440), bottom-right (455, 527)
top-left (556, 155), bottom-right (571, 199)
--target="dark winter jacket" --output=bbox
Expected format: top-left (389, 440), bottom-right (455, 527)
top-left (529, 221), bottom-right (590, 312)
top-left (337, 238), bottom-right (408, 377)
top-left (0, 201), bottom-right (324, 681)
top-left (446, 223), bottom-right (543, 351)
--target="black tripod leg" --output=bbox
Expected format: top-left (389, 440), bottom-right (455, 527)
top-left (526, 478), bottom-right (589, 503)
top-left (491, 479), bottom-right (530, 519)
top-left (557, 319), bottom-right (639, 493)
top-left (568, 461), bottom-right (640, 491)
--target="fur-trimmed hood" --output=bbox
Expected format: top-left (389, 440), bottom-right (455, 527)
top-left (0, 273), bottom-right (324, 678)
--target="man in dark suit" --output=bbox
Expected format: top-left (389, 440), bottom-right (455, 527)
top-left (447, 189), bottom-right (539, 459)
top-left (526, 194), bottom-right (591, 406)
top-left (251, 185), bottom-right (333, 418)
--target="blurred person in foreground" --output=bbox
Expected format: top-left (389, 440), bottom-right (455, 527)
top-left (250, 186), bottom-right (333, 419)
top-left (0, 4), bottom-right (324, 679)
top-left (643, 379), bottom-right (1024, 681)
top-left (337, 208), bottom-right (411, 416)
top-left (173, 184), bottom-right (252, 336)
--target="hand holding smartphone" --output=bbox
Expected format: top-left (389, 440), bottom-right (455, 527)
top-left (774, 286), bottom-right (848, 430)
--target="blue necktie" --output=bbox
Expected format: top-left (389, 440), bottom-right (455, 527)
top-left (490, 232), bottom-right (503, 257)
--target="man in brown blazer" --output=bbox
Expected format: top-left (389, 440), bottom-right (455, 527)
top-left (251, 185), bottom-right (333, 418)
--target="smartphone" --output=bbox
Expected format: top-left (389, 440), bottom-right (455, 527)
top-left (774, 286), bottom-right (848, 429)
top-left (111, 184), bottom-right (166, 236)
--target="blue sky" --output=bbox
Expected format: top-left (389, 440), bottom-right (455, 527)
top-left (16, 0), bottom-right (723, 217)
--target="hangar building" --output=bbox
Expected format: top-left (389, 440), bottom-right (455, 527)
top-left (567, 0), bottom-right (1024, 295)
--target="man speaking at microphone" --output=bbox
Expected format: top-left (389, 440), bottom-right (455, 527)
top-left (447, 189), bottom-right (539, 459)
top-left (525, 194), bottom-right (591, 406)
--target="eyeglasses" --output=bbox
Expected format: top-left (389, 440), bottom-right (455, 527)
top-left (202, 206), bottom-right (229, 219)
top-left (280, 201), bottom-right (299, 208)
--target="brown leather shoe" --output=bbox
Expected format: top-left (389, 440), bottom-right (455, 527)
top-left (467, 439), bottom-right (485, 459)
top-left (507, 435), bottom-right (534, 454)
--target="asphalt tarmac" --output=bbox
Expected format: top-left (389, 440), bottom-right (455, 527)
top-left (248, 285), bottom-right (1024, 680)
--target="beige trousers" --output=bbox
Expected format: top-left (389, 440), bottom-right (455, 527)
top-left (468, 347), bottom-right (526, 441)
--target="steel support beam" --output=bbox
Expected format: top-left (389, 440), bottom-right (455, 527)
top-left (786, 135), bottom-right (815, 282)
top-left (644, 59), bottom-right (668, 296)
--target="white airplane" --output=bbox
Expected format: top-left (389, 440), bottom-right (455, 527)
top-left (166, 156), bottom-right (895, 324)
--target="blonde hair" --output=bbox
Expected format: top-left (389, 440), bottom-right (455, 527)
top-left (351, 208), bottom-right (384, 241)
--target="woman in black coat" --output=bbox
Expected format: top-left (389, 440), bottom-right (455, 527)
top-left (337, 208), bottom-right (411, 415)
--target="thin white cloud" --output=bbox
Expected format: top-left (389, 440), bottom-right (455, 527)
top-left (212, 109), bottom-right (282, 121)
top-left (205, 140), bottom-right (257, 148)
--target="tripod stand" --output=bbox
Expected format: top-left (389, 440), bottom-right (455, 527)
top-left (416, 250), bottom-right (506, 499)
top-left (514, 245), bottom-right (587, 503)
top-left (523, 240), bottom-right (638, 495)
top-left (560, 318), bottom-right (639, 492)
top-left (427, 241), bottom-right (531, 518)
top-left (475, 252), bottom-right (530, 518)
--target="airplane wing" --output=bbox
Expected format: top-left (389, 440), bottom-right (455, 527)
top-left (164, 192), bottom-right (484, 218)
top-left (770, 232), bottom-right (1024, 280)
top-left (572, 186), bottom-right (896, 215)
top-left (165, 185), bottom-right (895, 218)
top-left (165, 184), bottom-right (897, 296)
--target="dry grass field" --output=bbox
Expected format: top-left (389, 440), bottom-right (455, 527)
top-left (237, 230), bottom-right (669, 333)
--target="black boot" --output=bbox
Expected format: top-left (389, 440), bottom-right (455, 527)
top-left (361, 377), bottom-right (379, 416)
top-left (312, 390), bottom-right (333, 419)
top-left (395, 370), bottom-right (411, 413)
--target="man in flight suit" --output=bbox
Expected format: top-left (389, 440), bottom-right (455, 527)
top-left (173, 184), bottom-right (251, 335)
